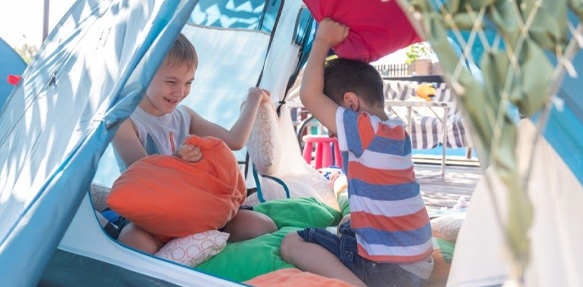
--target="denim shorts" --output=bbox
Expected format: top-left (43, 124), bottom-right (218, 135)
top-left (297, 221), bottom-right (426, 287)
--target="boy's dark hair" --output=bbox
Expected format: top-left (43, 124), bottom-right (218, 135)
top-left (324, 58), bottom-right (384, 108)
top-left (164, 33), bottom-right (198, 70)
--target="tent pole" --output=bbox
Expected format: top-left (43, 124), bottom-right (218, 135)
top-left (43, 0), bottom-right (50, 41)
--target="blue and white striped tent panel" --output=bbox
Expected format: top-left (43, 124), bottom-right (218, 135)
top-left (383, 80), bottom-right (471, 149)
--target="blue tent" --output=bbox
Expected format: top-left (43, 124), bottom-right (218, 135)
top-left (0, 0), bottom-right (325, 285)
top-left (543, 45), bottom-right (583, 184)
top-left (450, 14), bottom-right (583, 186)
top-left (427, 5), bottom-right (583, 287)
top-left (0, 0), bottom-right (581, 286)
top-left (0, 37), bottom-right (27, 109)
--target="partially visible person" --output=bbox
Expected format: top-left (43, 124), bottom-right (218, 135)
top-left (280, 19), bottom-right (433, 287)
top-left (109, 33), bottom-right (276, 254)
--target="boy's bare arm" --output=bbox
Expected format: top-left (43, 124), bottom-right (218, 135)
top-left (187, 88), bottom-right (270, 150)
top-left (300, 19), bottom-right (349, 135)
top-left (112, 119), bottom-right (149, 167)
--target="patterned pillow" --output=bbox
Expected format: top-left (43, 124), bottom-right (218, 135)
top-left (90, 183), bottom-right (110, 212)
top-left (431, 214), bottom-right (465, 242)
top-left (155, 230), bottom-right (230, 267)
top-left (246, 101), bottom-right (281, 175)
top-left (304, 163), bottom-right (339, 210)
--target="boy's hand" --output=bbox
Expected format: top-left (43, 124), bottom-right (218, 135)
top-left (173, 144), bottom-right (202, 162)
top-left (315, 18), bottom-right (349, 47)
top-left (337, 215), bottom-right (351, 236)
top-left (247, 87), bottom-right (271, 104)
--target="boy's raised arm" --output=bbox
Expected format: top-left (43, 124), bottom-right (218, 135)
top-left (300, 19), bottom-right (349, 135)
top-left (187, 88), bottom-right (270, 150)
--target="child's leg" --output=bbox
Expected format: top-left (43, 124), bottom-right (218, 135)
top-left (118, 223), bottom-right (163, 254)
top-left (223, 209), bottom-right (277, 242)
top-left (280, 232), bottom-right (366, 287)
top-left (95, 211), bottom-right (119, 239)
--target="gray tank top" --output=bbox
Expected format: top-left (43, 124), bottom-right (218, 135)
top-left (115, 105), bottom-right (192, 172)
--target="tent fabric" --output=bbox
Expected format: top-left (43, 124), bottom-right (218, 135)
top-left (93, 23), bottom-right (272, 186)
top-left (399, 1), bottom-right (583, 284)
top-left (189, 0), bottom-right (266, 30)
top-left (56, 196), bottom-right (243, 286)
top-left (92, 0), bottom-right (312, 198)
top-left (0, 37), bottom-right (26, 109)
top-left (280, 7), bottom-right (315, 107)
top-left (541, 42), bottom-right (583, 185)
top-left (0, 0), bottom-right (199, 285)
top-left (0, 0), bottom-right (314, 285)
top-left (303, 0), bottom-right (420, 62)
top-left (240, 0), bottom-right (343, 211)
top-left (40, 249), bottom-right (185, 287)
top-left (1, 0), bottom-right (579, 286)
top-left (448, 121), bottom-right (583, 287)
top-left (90, 0), bottom-right (312, 283)
top-left (189, 0), bottom-right (283, 34)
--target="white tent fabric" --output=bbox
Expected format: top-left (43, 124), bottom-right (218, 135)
top-left (58, 196), bottom-right (242, 286)
top-left (181, 25), bottom-right (270, 130)
top-left (448, 120), bottom-right (583, 287)
top-left (248, 105), bottom-right (340, 211)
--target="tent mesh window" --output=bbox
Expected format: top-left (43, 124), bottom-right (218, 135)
top-left (398, 0), bottom-right (582, 283)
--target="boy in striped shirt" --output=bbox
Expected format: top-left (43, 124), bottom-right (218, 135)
top-left (280, 19), bottom-right (433, 287)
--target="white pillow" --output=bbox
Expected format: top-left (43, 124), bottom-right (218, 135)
top-left (246, 101), bottom-right (281, 175)
top-left (90, 183), bottom-right (110, 212)
top-left (303, 162), bottom-right (339, 210)
top-left (155, 230), bottom-right (229, 267)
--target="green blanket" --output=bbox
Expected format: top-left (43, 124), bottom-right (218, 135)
top-left (196, 198), bottom-right (343, 282)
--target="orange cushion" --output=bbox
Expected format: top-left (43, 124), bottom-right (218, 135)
top-left (244, 268), bottom-right (353, 287)
top-left (107, 136), bottom-right (246, 243)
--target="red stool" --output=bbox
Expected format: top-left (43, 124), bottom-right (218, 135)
top-left (302, 136), bottom-right (342, 169)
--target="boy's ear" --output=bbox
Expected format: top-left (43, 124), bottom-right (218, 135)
top-left (343, 92), bottom-right (360, 111)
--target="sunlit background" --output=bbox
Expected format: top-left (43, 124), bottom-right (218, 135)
top-left (0, 0), bottom-right (76, 61)
top-left (0, 0), bottom-right (436, 65)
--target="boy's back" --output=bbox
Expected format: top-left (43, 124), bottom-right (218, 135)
top-left (335, 106), bottom-right (433, 263)
top-left (281, 19), bottom-right (433, 287)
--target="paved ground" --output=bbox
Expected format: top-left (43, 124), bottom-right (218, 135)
top-left (414, 162), bottom-right (482, 214)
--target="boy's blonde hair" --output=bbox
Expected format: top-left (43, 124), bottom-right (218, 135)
top-left (164, 33), bottom-right (198, 70)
